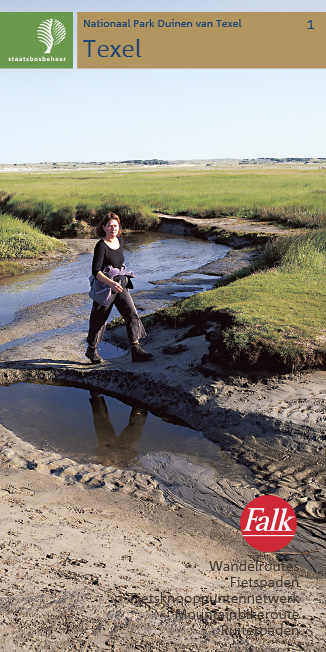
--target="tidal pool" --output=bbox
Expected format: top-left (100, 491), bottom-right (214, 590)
top-left (0, 382), bottom-right (229, 472)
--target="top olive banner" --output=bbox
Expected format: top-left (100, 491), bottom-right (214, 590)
top-left (77, 12), bottom-right (326, 68)
top-left (1, 12), bottom-right (325, 69)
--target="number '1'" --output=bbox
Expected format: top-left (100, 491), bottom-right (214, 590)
top-left (307, 20), bottom-right (314, 30)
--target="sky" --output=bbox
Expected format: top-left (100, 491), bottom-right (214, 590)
top-left (1, 0), bottom-right (326, 163)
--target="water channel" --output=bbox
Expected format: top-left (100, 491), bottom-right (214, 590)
top-left (0, 232), bottom-right (228, 327)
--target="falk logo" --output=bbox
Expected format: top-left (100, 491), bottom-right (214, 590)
top-left (37, 19), bottom-right (66, 54)
top-left (240, 495), bottom-right (297, 552)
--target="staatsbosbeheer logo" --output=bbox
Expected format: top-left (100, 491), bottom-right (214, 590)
top-left (240, 495), bottom-right (297, 552)
top-left (0, 13), bottom-right (73, 68)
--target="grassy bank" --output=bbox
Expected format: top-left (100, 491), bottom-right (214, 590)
top-left (147, 230), bottom-right (326, 372)
top-left (1, 167), bottom-right (326, 236)
top-left (0, 214), bottom-right (62, 275)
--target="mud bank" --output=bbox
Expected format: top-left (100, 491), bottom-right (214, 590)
top-left (158, 213), bottom-right (293, 247)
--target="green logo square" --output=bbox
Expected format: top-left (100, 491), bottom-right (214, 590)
top-left (0, 12), bottom-right (73, 68)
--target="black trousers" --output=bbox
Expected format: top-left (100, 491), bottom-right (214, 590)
top-left (86, 289), bottom-right (146, 348)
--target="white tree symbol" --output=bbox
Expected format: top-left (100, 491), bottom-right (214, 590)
top-left (37, 19), bottom-right (66, 54)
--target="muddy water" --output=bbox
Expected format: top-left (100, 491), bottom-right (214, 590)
top-left (0, 233), bottom-right (228, 327)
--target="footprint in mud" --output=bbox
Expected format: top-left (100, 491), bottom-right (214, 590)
top-left (271, 401), bottom-right (326, 426)
top-left (0, 485), bottom-right (35, 496)
top-left (301, 499), bottom-right (326, 520)
top-left (251, 456), bottom-right (326, 521)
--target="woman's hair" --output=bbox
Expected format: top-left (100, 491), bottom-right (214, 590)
top-left (96, 212), bottom-right (122, 238)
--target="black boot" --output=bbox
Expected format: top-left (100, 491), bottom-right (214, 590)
top-left (131, 343), bottom-right (153, 362)
top-left (85, 346), bottom-right (103, 364)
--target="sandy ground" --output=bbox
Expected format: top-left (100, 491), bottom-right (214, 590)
top-left (0, 237), bottom-right (325, 651)
top-left (0, 466), bottom-right (324, 651)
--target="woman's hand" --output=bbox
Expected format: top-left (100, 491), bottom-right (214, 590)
top-left (110, 280), bottom-right (123, 294)
top-left (96, 271), bottom-right (123, 293)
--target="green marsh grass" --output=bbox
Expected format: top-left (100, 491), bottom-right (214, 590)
top-left (0, 214), bottom-right (61, 274)
top-left (1, 167), bottom-right (326, 235)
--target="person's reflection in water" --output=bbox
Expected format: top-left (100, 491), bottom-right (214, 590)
top-left (89, 392), bottom-right (147, 468)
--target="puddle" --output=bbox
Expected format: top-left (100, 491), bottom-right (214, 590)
top-left (171, 291), bottom-right (197, 298)
top-left (0, 383), bottom-right (238, 474)
top-left (178, 273), bottom-right (219, 280)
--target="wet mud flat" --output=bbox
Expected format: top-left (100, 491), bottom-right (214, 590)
top-left (0, 337), bottom-right (325, 576)
top-left (0, 237), bottom-right (326, 650)
top-left (1, 464), bottom-right (324, 652)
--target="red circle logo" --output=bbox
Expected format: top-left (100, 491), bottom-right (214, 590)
top-left (240, 495), bottom-right (297, 552)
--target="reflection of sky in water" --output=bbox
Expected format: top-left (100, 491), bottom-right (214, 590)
top-left (124, 233), bottom-right (227, 285)
top-left (0, 256), bottom-right (91, 326)
top-left (0, 233), bottom-right (228, 326)
top-left (0, 383), bottom-right (226, 472)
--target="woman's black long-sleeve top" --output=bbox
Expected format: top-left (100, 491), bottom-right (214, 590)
top-left (91, 238), bottom-right (124, 278)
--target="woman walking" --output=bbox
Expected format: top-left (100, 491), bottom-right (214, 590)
top-left (86, 212), bottom-right (153, 364)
